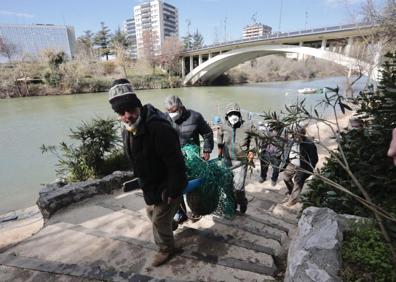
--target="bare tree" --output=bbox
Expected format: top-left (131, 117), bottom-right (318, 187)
top-left (113, 42), bottom-right (131, 79)
top-left (336, 0), bottom-right (396, 96)
top-left (141, 30), bottom-right (158, 74)
top-left (0, 38), bottom-right (18, 63)
top-left (159, 36), bottom-right (183, 76)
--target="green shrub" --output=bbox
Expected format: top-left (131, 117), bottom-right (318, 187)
top-left (41, 117), bottom-right (129, 182)
top-left (342, 225), bottom-right (396, 282)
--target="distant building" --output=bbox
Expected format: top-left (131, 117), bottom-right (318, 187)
top-left (123, 18), bottom-right (137, 59)
top-left (0, 23), bottom-right (76, 62)
top-left (133, 0), bottom-right (178, 58)
top-left (242, 23), bottom-right (272, 39)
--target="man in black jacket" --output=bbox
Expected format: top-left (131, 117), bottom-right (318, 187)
top-left (164, 95), bottom-right (214, 223)
top-left (164, 95), bottom-right (214, 160)
top-left (282, 126), bottom-right (318, 206)
top-left (108, 79), bottom-right (187, 267)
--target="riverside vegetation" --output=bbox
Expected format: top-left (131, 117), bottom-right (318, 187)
top-left (0, 52), bottom-right (183, 99)
top-left (0, 22), bottom-right (185, 99)
top-left (300, 52), bottom-right (396, 280)
top-left (249, 51), bottom-right (395, 280)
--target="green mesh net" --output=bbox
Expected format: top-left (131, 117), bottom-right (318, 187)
top-left (182, 144), bottom-right (235, 219)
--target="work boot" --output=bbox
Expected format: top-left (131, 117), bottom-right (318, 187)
top-left (271, 180), bottom-right (277, 186)
top-left (235, 190), bottom-right (248, 214)
top-left (151, 248), bottom-right (183, 267)
top-left (286, 199), bottom-right (298, 207)
top-left (258, 177), bottom-right (266, 183)
top-left (171, 220), bottom-right (178, 231)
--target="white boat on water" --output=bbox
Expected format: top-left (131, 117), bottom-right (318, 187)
top-left (298, 88), bottom-right (317, 94)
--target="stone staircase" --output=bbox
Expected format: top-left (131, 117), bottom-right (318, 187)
top-left (0, 172), bottom-right (301, 281)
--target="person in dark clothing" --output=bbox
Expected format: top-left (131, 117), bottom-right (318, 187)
top-left (257, 124), bottom-right (283, 186)
top-left (164, 95), bottom-right (214, 223)
top-left (108, 79), bottom-right (187, 267)
top-left (164, 95), bottom-right (214, 160)
top-left (282, 126), bottom-right (318, 206)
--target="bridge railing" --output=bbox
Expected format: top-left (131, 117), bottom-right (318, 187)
top-left (182, 22), bottom-right (373, 54)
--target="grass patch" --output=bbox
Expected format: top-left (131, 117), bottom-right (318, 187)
top-left (342, 225), bottom-right (396, 282)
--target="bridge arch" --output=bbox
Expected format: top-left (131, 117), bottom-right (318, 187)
top-left (182, 45), bottom-right (373, 86)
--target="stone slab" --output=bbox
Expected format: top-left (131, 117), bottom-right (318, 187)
top-left (0, 265), bottom-right (102, 282)
top-left (3, 219), bottom-right (274, 281)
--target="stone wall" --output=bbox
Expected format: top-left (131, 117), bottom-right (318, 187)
top-left (37, 171), bottom-right (134, 220)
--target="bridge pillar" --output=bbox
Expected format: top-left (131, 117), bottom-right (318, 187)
top-left (181, 57), bottom-right (185, 78)
top-left (345, 37), bottom-right (354, 56)
top-left (189, 56), bottom-right (193, 73)
top-left (198, 54), bottom-right (203, 65)
top-left (209, 53), bottom-right (212, 59)
top-left (321, 39), bottom-right (327, 51)
top-left (298, 41), bottom-right (304, 61)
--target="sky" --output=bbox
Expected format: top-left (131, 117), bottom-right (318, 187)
top-left (0, 0), bottom-right (385, 44)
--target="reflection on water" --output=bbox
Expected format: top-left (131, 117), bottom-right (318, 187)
top-left (0, 76), bottom-right (368, 213)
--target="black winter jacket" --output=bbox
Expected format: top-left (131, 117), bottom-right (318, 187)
top-left (167, 108), bottom-right (214, 153)
top-left (123, 104), bottom-right (188, 205)
top-left (283, 136), bottom-right (318, 172)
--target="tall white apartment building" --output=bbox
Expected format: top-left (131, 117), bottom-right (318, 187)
top-left (133, 0), bottom-right (178, 58)
top-left (242, 23), bottom-right (272, 39)
top-left (123, 18), bottom-right (137, 59)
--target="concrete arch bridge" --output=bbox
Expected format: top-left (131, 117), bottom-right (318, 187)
top-left (182, 45), bottom-right (373, 86)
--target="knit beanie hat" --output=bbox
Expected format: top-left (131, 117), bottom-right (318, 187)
top-left (108, 79), bottom-right (142, 113)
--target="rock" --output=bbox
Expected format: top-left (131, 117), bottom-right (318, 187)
top-left (37, 171), bottom-right (134, 221)
top-left (285, 207), bottom-right (342, 282)
top-left (337, 213), bottom-right (372, 232)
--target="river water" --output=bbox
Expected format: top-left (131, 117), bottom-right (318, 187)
top-left (0, 76), bottom-right (368, 214)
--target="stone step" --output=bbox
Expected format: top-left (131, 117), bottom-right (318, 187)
top-left (92, 193), bottom-right (284, 257)
top-left (246, 192), bottom-right (300, 225)
top-left (71, 205), bottom-right (278, 276)
top-left (2, 221), bottom-right (275, 281)
top-left (248, 204), bottom-right (299, 227)
top-left (183, 216), bottom-right (281, 257)
top-left (0, 254), bottom-right (165, 282)
top-left (212, 215), bottom-right (287, 243)
top-left (244, 206), bottom-right (295, 234)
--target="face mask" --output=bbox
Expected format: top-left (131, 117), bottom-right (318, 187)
top-left (123, 115), bottom-right (141, 133)
top-left (169, 111), bottom-right (180, 120)
top-left (228, 115), bottom-right (240, 126)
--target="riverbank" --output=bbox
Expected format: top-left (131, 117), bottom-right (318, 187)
top-left (0, 74), bottom-right (182, 99)
top-left (222, 55), bottom-right (347, 85)
top-left (0, 56), bottom-right (183, 99)
top-left (1, 53), bottom-right (348, 99)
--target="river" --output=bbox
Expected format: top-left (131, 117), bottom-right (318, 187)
top-left (0, 76), bottom-right (368, 214)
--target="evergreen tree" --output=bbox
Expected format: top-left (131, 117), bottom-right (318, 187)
top-left (111, 27), bottom-right (131, 50)
top-left (77, 30), bottom-right (95, 57)
top-left (94, 22), bottom-right (112, 61)
top-left (182, 33), bottom-right (192, 49)
top-left (192, 29), bottom-right (204, 48)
